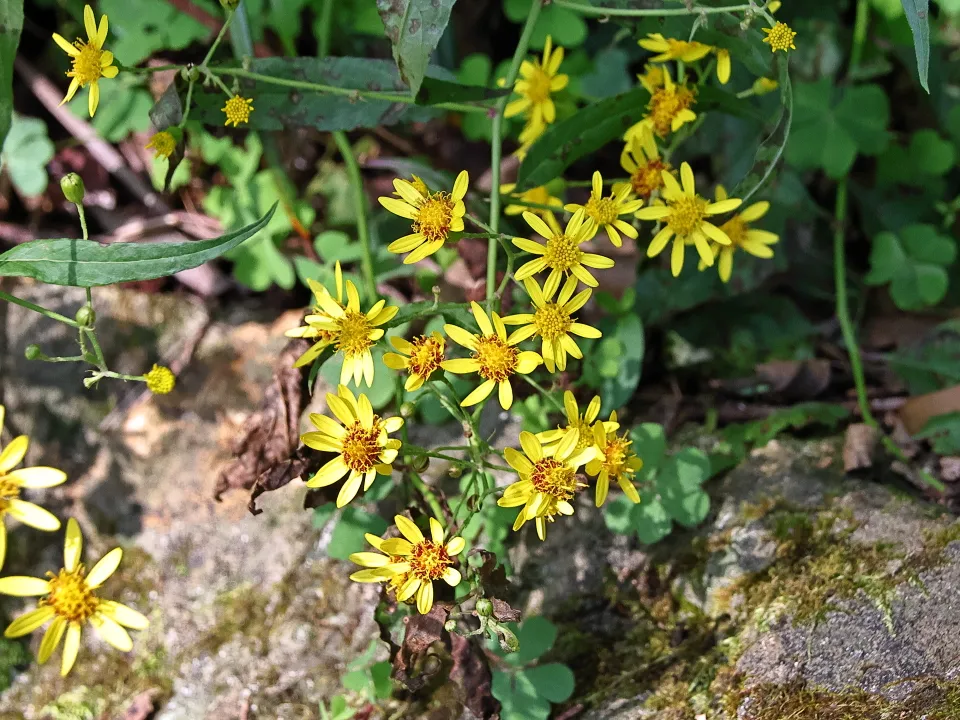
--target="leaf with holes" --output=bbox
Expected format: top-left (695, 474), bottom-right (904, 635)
top-left (376, 0), bottom-right (456, 96)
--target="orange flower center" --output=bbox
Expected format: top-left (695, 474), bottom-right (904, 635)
top-left (584, 196), bottom-right (620, 226)
top-left (720, 215), bottom-right (748, 246)
top-left (407, 335), bottom-right (445, 380)
top-left (341, 419), bottom-right (384, 472)
top-left (335, 311), bottom-right (375, 358)
top-left (68, 40), bottom-right (105, 86)
top-left (543, 233), bottom-right (582, 272)
top-left (529, 458), bottom-right (579, 502)
top-left (473, 335), bottom-right (519, 383)
top-left (0, 478), bottom-right (19, 514)
top-left (533, 303), bottom-right (572, 341)
top-left (646, 84), bottom-right (696, 138)
top-left (666, 195), bottom-right (708, 238)
top-left (42, 567), bottom-right (99, 624)
top-left (601, 434), bottom-right (635, 479)
top-left (415, 193), bottom-right (455, 242)
top-left (525, 64), bottom-right (553, 104)
top-left (409, 540), bottom-right (452, 581)
top-left (631, 159), bottom-right (671, 198)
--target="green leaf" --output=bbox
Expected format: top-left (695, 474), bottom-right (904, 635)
top-left (515, 87), bottom-right (649, 191)
top-left (510, 616), bottom-right (557, 665)
top-left (98, 0), bottom-right (208, 65)
top-left (384, 300), bottom-right (475, 330)
top-left (370, 661), bottom-right (393, 700)
top-left (492, 671), bottom-right (552, 720)
top-left (522, 664), bottom-right (575, 703)
top-left (0, 204), bottom-right (277, 287)
top-left (189, 58), bottom-right (437, 131)
top-left (230, 235), bottom-right (295, 292)
top-left (632, 500), bottom-right (672, 545)
top-left (663, 490), bottom-right (711, 528)
top-left (865, 225), bottom-right (956, 310)
top-left (315, 230), bottom-right (364, 264)
top-left (585, 314), bottom-right (644, 409)
top-left (915, 411), bottom-right (960, 455)
top-left (415, 75), bottom-right (509, 105)
top-left (1, 115), bottom-right (54, 197)
top-left (504, 0), bottom-right (587, 48)
top-left (603, 495), bottom-right (636, 535)
top-left (326, 507), bottom-right (389, 561)
top-left (377, 0), bottom-right (455, 95)
top-left (910, 129), bottom-right (955, 175)
top-left (576, 48), bottom-right (631, 101)
top-left (631, 423), bottom-right (666, 475)
top-left (0, 0), bottom-right (23, 150)
top-left (900, 0), bottom-right (930, 92)
top-left (657, 449), bottom-right (712, 529)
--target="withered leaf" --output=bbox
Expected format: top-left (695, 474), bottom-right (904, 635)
top-left (450, 632), bottom-right (500, 719)
top-left (392, 604), bottom-right (449, 692)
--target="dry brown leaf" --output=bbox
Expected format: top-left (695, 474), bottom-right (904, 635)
top-left (898, 384), bottom-right (960, 436)
top-left (843, 423), bottom-right (879, 472)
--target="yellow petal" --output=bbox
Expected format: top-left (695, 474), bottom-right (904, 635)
top-left (5, 606), bottom-right (55, 638)
top-left (6, 466), bottom-right (67, 488)
top-left (61, 622), bottom-right (81, 675)
top-left (91, 612), bottom-right (132, 651)
top-left (395, 514), bottom-right (425, 544)
top-left (0, 575), bottom-right (50, 596)
top-left (52, 33), bottom-right (80, 56)
top-left (429, 517), bottom-right (444, 543)
top-left (0, 435), bottom-right (27, 473)
top-left (98, 600), bottom-right (149, 630)
top-left (38, 617), bottom-right (67, 664)
top-left (7, 499), bottom-right (60, 531)
top-left (85, 547), bottom-right (122, 588)
top-left (64, 518), bottom-right (82, 572)
top-left (416, 580), bottom-right (434, 614)
top-left (446, 536), bottom-right (465, 556)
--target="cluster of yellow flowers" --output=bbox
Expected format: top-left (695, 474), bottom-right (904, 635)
top-left (0, 407), bottom-right (147, 675)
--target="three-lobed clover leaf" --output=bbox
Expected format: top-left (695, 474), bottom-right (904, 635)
top-left (1, 115), bottom-right (54, 197)
top-left (865, 224), bottom-right (957, 311)
top-left (877, 129), bottom-right (956, 186)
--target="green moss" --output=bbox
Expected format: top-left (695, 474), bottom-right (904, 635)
top-left (0, 637), bottom-right (30, 692)
top-left (197, 583), bottom-right (273, 654)
top-left (40, 686), bottom-right (107, 720)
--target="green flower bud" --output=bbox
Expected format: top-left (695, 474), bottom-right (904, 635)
top-left (220, 0), bottom-right (240, 9)
top-left (475, 598), bottom-right (493, 617)
top-left (400, 402), bottom-right (416, 418)
top-left (412, 455), bottom-right (430, 473)
top-left (498, 626), bottom-right (520, 653)
top-left (24, 344), bottom-right (43, 361)
top-left (75, 305), bottom-right (96, 328)
top-left (443, 619), bottom-right (457, 633)
top-left (447, 465), bottom-right (463, 479)
top-left (60, 173), bottom-right (86, 204)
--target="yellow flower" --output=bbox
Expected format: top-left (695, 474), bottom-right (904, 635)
top-left (762, 22), bottom-right (797, 53)
top-left (294, 276), bottom-right (399, 386)
top-left (300, 385), bottom-right (403, 507)
top-left (536, 391), bottom-right (618, 458)
top-left (143, 364), bottom-right (175, 395)
top-left (501, 183), bottom-right (564, 227)
top-left (638, 33), bottom-right (712, 63)
top-left (716, 48), bottom-right (732, 84)
top-left (638, 63), bottom-right (666, 94)
top-left (383, 332), bottom-right (446, 391)
top-left (51, 5), bottom-right (119, 117)
top-left (635, 162), bottom-right (742, 277)
top-left (0, 518), bottom-right (148, 676)
top-left (379, 170), bottom-right (469, 264)
top-left (0, 406), bottom-right (66, 569)
top-left (397, 174), bottom-right (430, 202)
top-left (498, 430), bottom-right (593, 541)
top-left (349, 515), bottom-right (464, 614)
top-left (513, 209), bottom-right (615, 290)
top-left (505, 35), bottom-right (569, 135)
top-left (700, 186), bottom-right (779, 283)
top-left (626, 67), bottom-right (696, 141)
top-left (752, 77), bottom-right (779, 95)
top-left (502, 276), bottom-right (600, 373)
top-left (222, 95), bottom-right (254, 127)
top-left (441, 302), bottom-right (542, 410)
top-left (145, 131), bottom-right (176, 160)
top-left (564, 171), bottom-right (644, 248)
top-left (586, 412), bottom-right (643, 507)
top-left (286, 262), bottom-right (345, 352)
top-left (515, 117), bottom-right (547, 159)
top-left (620, 126), bottom-right (673, 201)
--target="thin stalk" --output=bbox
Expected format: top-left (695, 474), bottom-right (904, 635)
top-left (201, 10), bottom-right (235, 68)
top-left (408, 470), bottom-right (447, 521)
top-left (333, 132), bottom-right (377, 300)
top-left (551, 0), bottom-right (754, 17)
top-left (76, 203), bottom-right (94, 308)
top-left (850, 0), bottom-right (870, 72)
top-left (487, 0), bottom-right (542, 307)
top-left (520, 374), bottom-right (565, 413)
top-left (0, 290), bottom-right (80, 328)
top-left (316, 0), bottom-right (335, 59)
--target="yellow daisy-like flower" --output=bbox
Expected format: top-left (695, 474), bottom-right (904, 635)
top-left (501, 183), bottom-right (564, 228)
top-left (626, 67), bottom-right (696, 142)
top-left (349, 515), bottom-right (465, 615)
top-left (635, 162), bottom-right (742, 277)
top-left (144, 131), bottom-right (176, 160)
top-left (701, 186), bottom-right (779, 283)
top-left (222, 95), bottom-right (254, 127)
top-left (536, 391), bottom-right (618, 458)
top-left (498, 430), bottom-right (593, 541)
top-left (0, 406), bottom-right (67, 569)
top-left (504, 35), bottom-right (569, 136)
top-left (441, 302), bottom-right (542, 410)
top-left (379, 171), bottom-right (469, 264)
top-left (294, 277), bottom-right (399, 386)
top-left (286, 262), bottom-right (346, 352)
top-left (620, 126), bottom-right (673, 201)
top-left (564, 171), bottom-right (644, 248)
top-left (638, 33), bottom-right (712, 63)
top-left (300, 385), bottom-right (403, 507)
top-left (51, 5), bottom-right (119, 117)
top-left (762, 22), bottom-right (797, 53)
top-left (383, 332), bottom-right (446, 391)
top-left (638, 63), bottom-right (666, 94)
top-left (502, 276), bottom-right (600, 373)
top-left (513, 209), bottom-right (615, 290)
top-left (586, 412), bottom-right (643, 507)
top-left (396, 174), bottom-right (430, 203)
top-left (143, 364), bottom-right (175, 395)
top-left (0, 518), bottom-right (149, 676)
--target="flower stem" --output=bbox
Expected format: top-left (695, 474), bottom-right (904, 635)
top-left (487, 0), bottom-right (542, 308)
top-left (201, 10), bottom-right (235, 68)
top-left (520, 374), bottom-right (565, 413)
top-left (551, 0), bottom-right (754, 17)
top-left (333, 131), bottom-right (377, 301)
top-left (0, 290), bottom-right (80, 328)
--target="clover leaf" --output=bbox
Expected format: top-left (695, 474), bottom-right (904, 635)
top-left (877, 129), bottom-right (956, 186)
top-left (865, 224), bottom-right (957, 310)
top-left (492, 617), bottom-right (574, 720)
top-left (1, 115), bottom-right (54, 197)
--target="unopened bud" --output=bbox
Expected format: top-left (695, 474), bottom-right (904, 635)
top-left (443, 619), bottom-right (457, 633)
top-left (60, 173), bottom-right (85, 204)
top-left (75, 305), bottom-right (96, 327)
top-left (752, 77), bottom-right (779, 96)
top-left (476, 598), bottom-right (493, 617)
top-left (412, 455), bottom-right (430, 473)
top-left (498, 626), bottom-right (520, 653)
top-left (447, 465), bottom-right (462, 479)
top-left (24, 344), bottom-right (43, 361)
top-left (400, 402), bottom-right (416, 418)
top-left (219, 0), bottom-right (240, 9)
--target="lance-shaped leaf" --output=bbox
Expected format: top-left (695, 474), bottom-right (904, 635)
top-left (377, 0), bottom-right (456, 96)
top-left (0, 204), bottom-right (276, 287)
top-left (0, 0), bottom-right (24, 149)
top-left (901, 0), bottom-right (930, 93)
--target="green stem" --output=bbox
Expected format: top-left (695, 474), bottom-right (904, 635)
top-left (213, 68), bottom-right (488, 113)
top-left (316, 0), bottom-right (335, 59)
top-left (833, 179), bottom-right (875, 428)
top-left (487, 0), bottom-right (542, 308)
top-left (333, 132), bottom-right (377, 300)
top-left (495, 236), bottom-right (516, 299)
top-left (520, 374), bottom-right (565, 413)
top-left (409, 470), bottom-right (447, 521)
top-left (0, 290), bottom-right (80, 328)
top-left (76, 204), bottom-right (94, 308)
top-left (460, 232), bottom-right (504, 240)
top-left (201, 10), bottom-right (235, 68)
top-left (551, 0), bottom-right (754, 17)
top-left (466, 213), bottom-right (497, 234)
top-left (850, 0), bottom-right (870, 73)
top-left (84, 329), bottom-right (108, 371)
top-left (180, 80), bottom-right (196, 126)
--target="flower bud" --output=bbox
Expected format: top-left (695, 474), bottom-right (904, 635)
top-left (400, 402), bottom-right (416, 418)
top-left (447, 465), bottom-right (463, 479)
top-left (498, 625), bottom-right (520, 653)
top-left (411, 455), bottom-right (430, 473)
top-left (443, 619), bottom-right (457, 633)
top-left (60, 173), bottom-right (85, 204)
top-left (475, 598), bottom-right (493, 617)
top-left (220, 0), bottom-right (240, 9)
top-left (75, 305), bottom-right (96, 327)
top-left (144, 364), bottom-right (176, 395)
top-left (752, 77), bottom-right (779, 96)
top-left (24, 344), bottom-right (43, 361)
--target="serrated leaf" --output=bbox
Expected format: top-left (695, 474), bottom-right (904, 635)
top-left (376, 0), bottom-right (455, 95)
top-left (0, 0), bottom-right (23, 150)
top-left (0, 204), bottom-right (276, 287)
top-left (515, 87), bottom-right (649, 191)
top-left (901, 0), bottom-right (930, 92)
